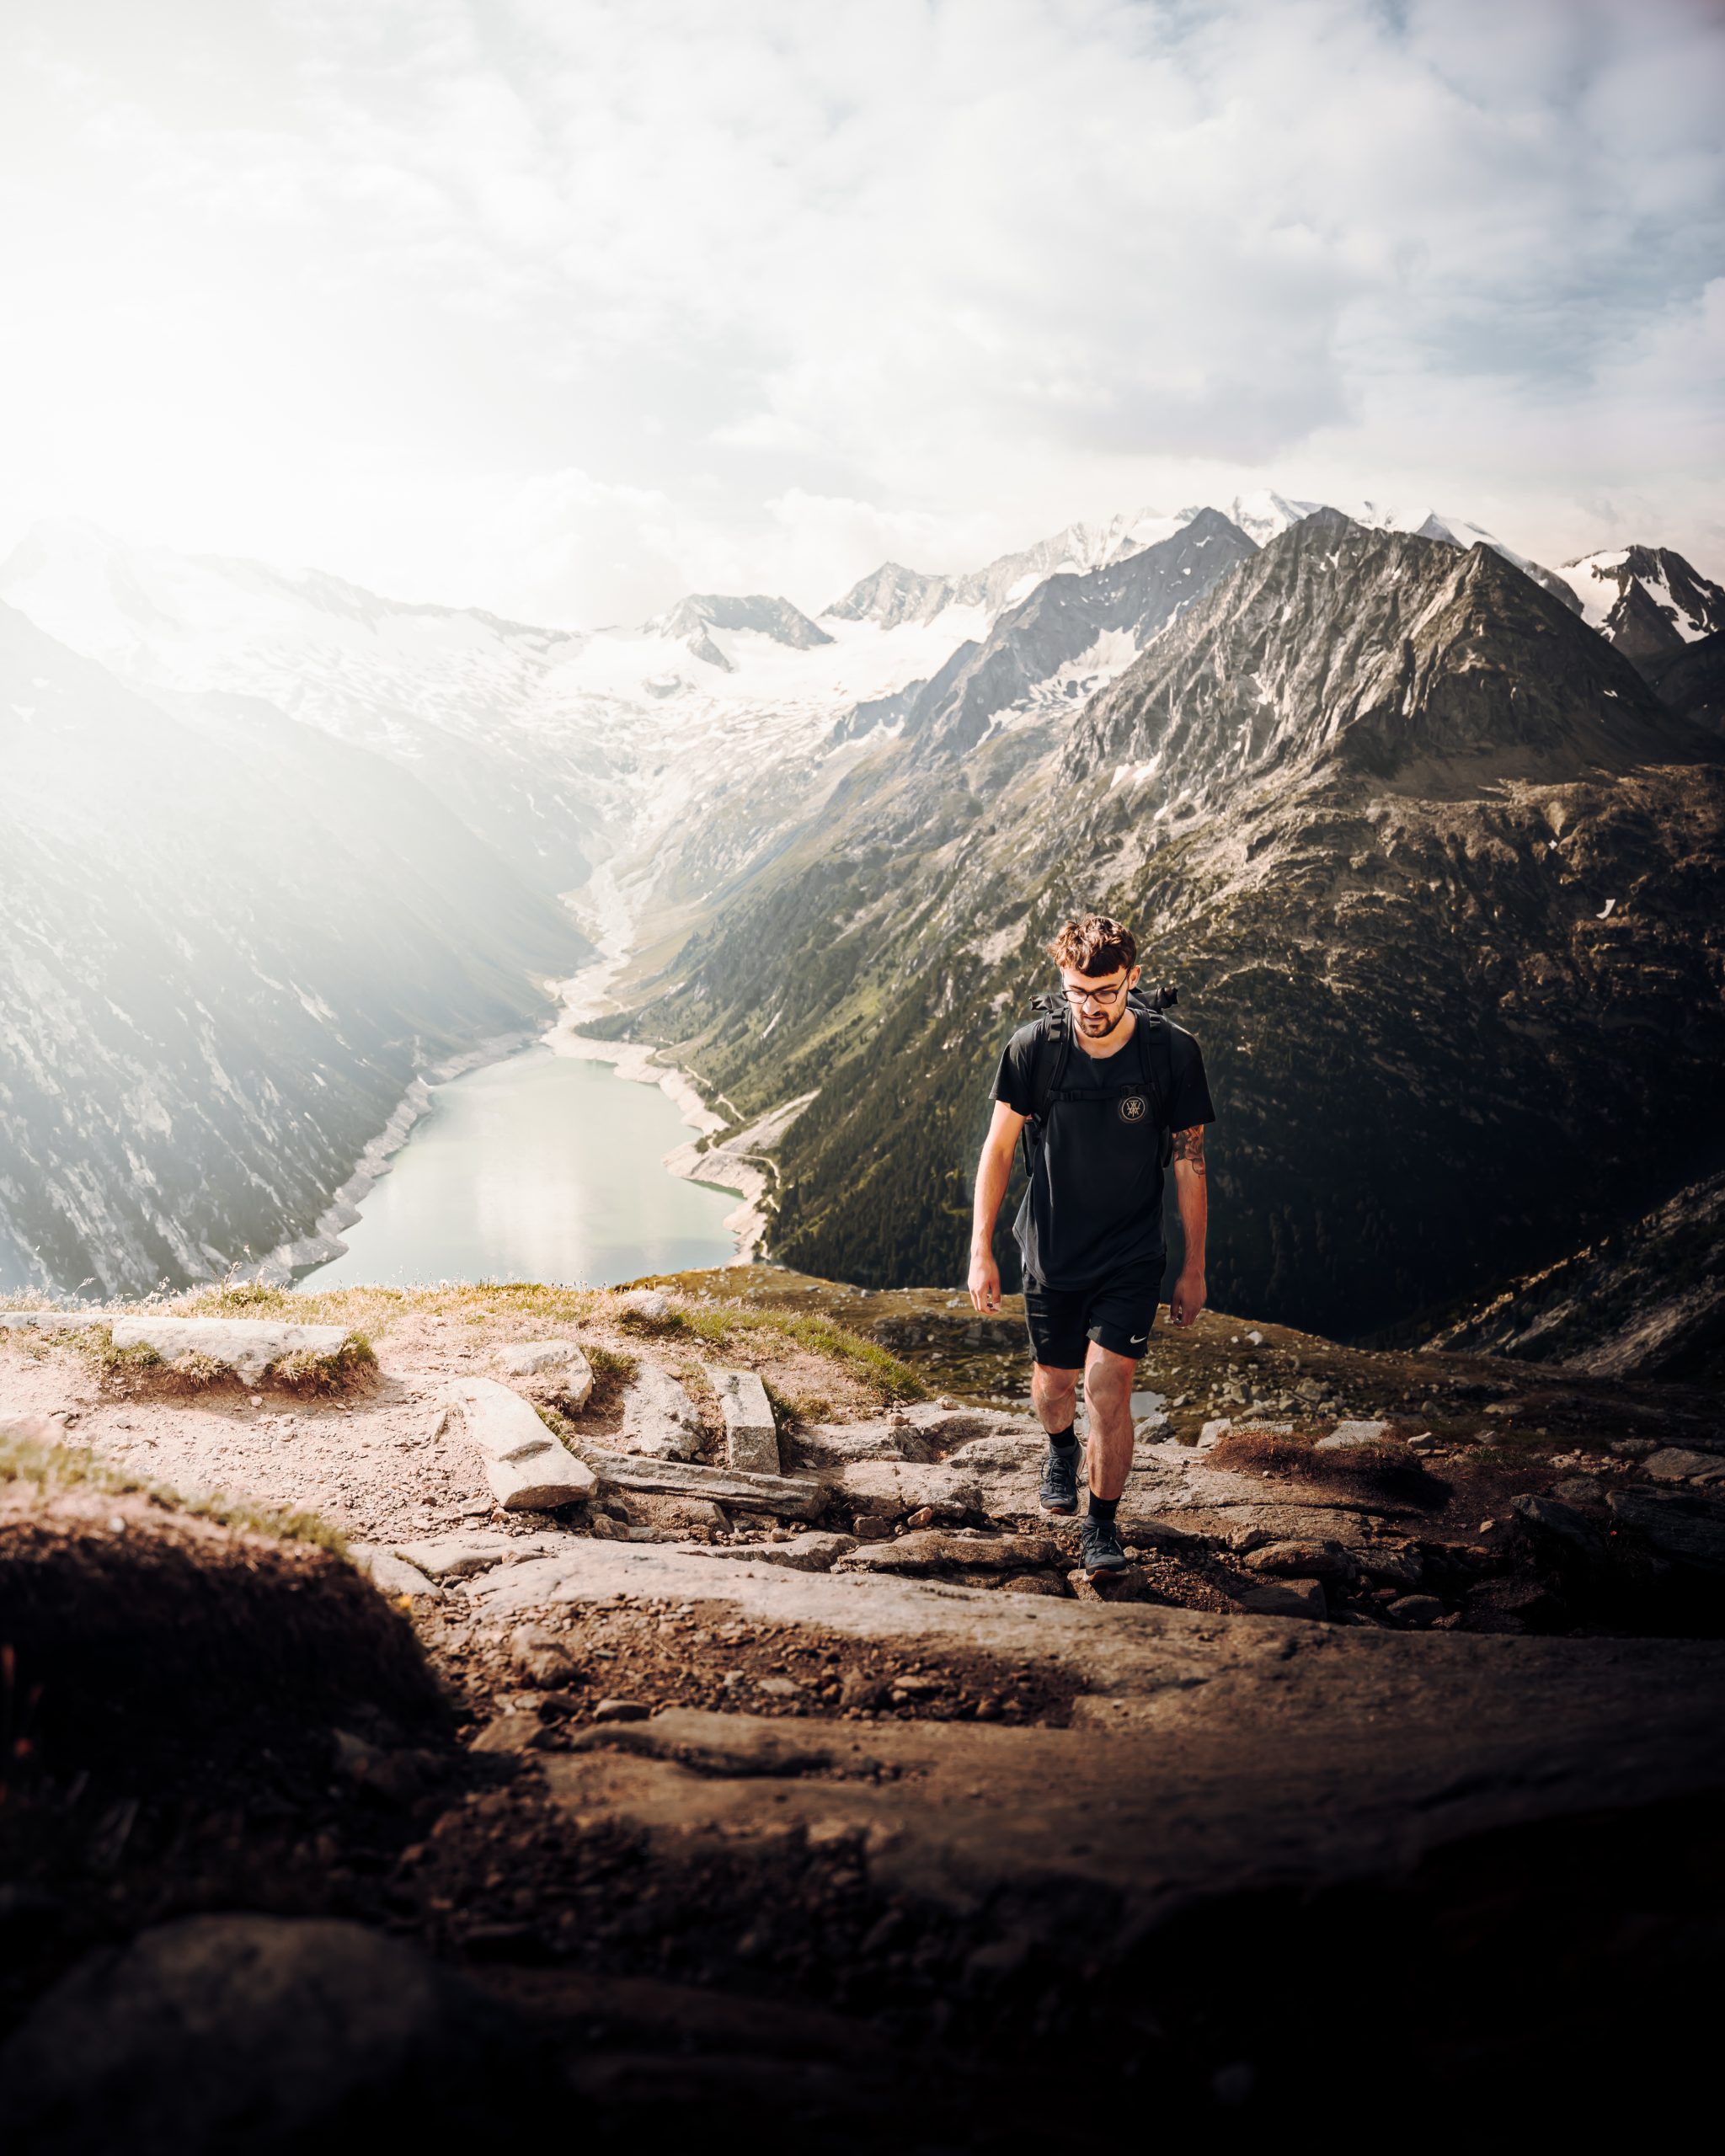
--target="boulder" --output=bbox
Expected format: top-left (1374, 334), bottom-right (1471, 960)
top-left (1465, 1579), bottom-right (1567, 1634)
top-left (837, 1460), bottom-right (983, 1521)
top-left (617, 1492), bottom-right (729, 1535)
top-left (1238, 1580), bottom-right (1327, 1620)
top-left (438, 1379), bottom-right (598, 1511)
top-left (107, 1316), bottom-right (350, 1385)
top-left (510, 1625), bottom-right (581, 1687)
top-left (499, 1340), bottom-right (594, 1405)
top-left (713, 1368), bottom-right (779, 1474)
top-left (1320, 1419), bottom-right (1394, 1448)
top-left (618, 1364), bottom-right (704, 1460)
top-left (1605, 1490), bottom-right (1725, 1572)
top-left (0, 1309), bottom-right (107, 1332)
top-left (1243, 1538), bottom-right (1359, 1585)
top-left (836, 1529), bottom-right (1064, 1578)
top-left (618, 1289), bottom-right (673, 1321)
top-left (1067, 1564), bottom-right (1155, 1602)
top-left (350, 1548), bottom-right (440, 1599)
top-left (1642, 1448), bottom-right (1725, 1486)
top-left (1354, 1544), bottom-right (1425, 1592)
top-left (1509, 1492), bottom-right (1610, 1566)
top-left (0, 1913), bottom-right (551, 2151)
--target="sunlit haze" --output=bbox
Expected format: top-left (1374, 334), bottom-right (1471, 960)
top-left (2, 0), bottom-right (1721, 622)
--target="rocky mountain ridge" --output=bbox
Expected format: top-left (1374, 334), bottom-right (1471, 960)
top-left (602, 514), bottom-right (1725, 1343)
top-left (5, 495), bottom-right (1722, 1325)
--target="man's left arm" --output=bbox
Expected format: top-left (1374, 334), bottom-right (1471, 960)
top-left (1169, 1124), bottom-right (1208, 1326)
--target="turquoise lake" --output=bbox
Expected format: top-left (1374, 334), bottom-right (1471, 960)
top-left (297, 1046), bottom-right (740, 1289)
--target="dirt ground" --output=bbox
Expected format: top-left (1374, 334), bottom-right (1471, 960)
top-left (3, 1271), bottom-right (1724, 2142)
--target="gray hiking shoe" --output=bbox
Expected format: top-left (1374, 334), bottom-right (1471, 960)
top-left (1079, 1516), bottom-right (1128, 1576)
top-left (1039, 1442), bottom-right (1079, 1514)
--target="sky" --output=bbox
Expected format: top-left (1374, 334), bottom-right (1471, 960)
top-left (0, 0), bottom-right (1720, 626)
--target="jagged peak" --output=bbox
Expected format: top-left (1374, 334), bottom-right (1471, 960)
top-left (649, 592), bottom-right (835, 654)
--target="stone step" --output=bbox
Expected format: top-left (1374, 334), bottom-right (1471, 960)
top-left (440, 1378), bottom-right (598, 1512)
top-left (576, 1450), bottom-right (829, 1519)
top-left (713, 1368), bottom-right (779, 1475)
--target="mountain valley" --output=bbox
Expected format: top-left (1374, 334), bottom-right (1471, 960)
top-left (3, 497), bottom-right (1721, 1363)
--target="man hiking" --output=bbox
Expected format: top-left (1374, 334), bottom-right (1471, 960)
top-left (968, 913), bottom-right (1215, 1578)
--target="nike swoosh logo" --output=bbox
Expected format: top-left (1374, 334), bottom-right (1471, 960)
top-left (1130, 1333), bottom-right (1147, 1343)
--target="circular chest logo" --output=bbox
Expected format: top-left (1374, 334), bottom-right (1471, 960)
top-left (1119, 1093), bottom-right (1148, 1124)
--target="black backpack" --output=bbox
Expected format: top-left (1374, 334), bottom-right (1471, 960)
top-left (1017, 984), bottom-right (1180, 1178)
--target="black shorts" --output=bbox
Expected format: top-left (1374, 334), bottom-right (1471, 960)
top-left (1023, 1261), bottom-right (1165, 1369)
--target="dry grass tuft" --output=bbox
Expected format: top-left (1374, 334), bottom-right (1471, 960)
top-left (0, 1426), bottom-right (348, 1554)
top-left (270, 1333), bottom-right (378, 1396)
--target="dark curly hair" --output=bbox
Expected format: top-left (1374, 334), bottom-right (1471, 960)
top-left (1046, 913), bottom-right (1137, 976)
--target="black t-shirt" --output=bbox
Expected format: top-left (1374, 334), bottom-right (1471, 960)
top-left (992, 1014), bottom-right (1214, 1289)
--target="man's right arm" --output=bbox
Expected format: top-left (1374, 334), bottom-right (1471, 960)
top-left (969, 1100), bottom-right (1025, 1313)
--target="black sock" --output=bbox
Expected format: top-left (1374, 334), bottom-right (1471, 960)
top-left (1046, 1424), bottom-right (1077, 1451)
top-left (1087, 1492), bottom-right (1119, 1524)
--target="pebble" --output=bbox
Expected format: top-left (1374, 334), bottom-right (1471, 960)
top-left (590, 1699), bottom-right (652, 1723)
top-left (1387, 1594), bottom-right (1444, 1627)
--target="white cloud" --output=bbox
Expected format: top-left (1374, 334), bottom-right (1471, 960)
top-left (0, 0), bottom-right (1719, 618)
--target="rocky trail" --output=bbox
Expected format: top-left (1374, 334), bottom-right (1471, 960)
top-left (3, 1269), bottom-right (1723, 2146)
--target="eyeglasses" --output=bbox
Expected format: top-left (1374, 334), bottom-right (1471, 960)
top-left (1064, 978), bottom-right (1129, 1009)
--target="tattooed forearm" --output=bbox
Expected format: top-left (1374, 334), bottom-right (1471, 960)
top-left (1171, 1125), bottom-right (1206, 1172)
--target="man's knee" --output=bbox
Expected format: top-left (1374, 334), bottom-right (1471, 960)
top-left (1033, 1362), bottom-right (1081, 1393)
top-left (1083, 1347), bottom-right (1134, 1404)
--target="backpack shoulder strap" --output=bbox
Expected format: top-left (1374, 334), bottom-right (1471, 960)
top-left (1017, 1009), bottom-right (1071, 1177)
top-left (1136, 1010), bottom-right (1178, 1165)
top-left (1030, 1008), bottom-right (1071, 1123)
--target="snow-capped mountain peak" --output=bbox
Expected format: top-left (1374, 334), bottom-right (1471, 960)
top-left (1557, 545), bottom-right (1725, 655)
top-left (648, 592), bottom-right (835, 672)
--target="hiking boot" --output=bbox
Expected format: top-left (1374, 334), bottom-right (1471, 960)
top-left (1079, 1516), bottom-right (1128, 1576)
top-left (1039, 1442), bottom-right (1080, 1514)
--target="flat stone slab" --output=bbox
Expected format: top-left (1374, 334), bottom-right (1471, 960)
top-left (837, 1529), bottom-right (1066, 1578)
top-left (686, 1532), bottom-right (857, 1573)
top-left (439, 1378), bottom-right (598, 1511)
top-left (575, 1450), bottom-right (829, 1519)
top-left (713, 1368), bottom-right (779, 1475)
top-left (0, 1310), bottom-right (108, 1332)
top-left (618, 1364), bottom-right (704, 1460)
top-left (108, 1316), bottom-right (351, 1383)
top-left (391, 1529), bottom-right (574, 1578)
top-left (790, 1424), bottom-right (927, 1467)
top-left (838, 1461), bottom-right (984, 1520)
top-left (943, 1434), bottom-right (1043, 1476)
top-left (1320, 1420), bottom-right (1394, 1448)
top-left (350, 1548), bottom-right (441, 1598)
